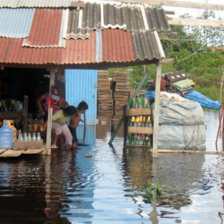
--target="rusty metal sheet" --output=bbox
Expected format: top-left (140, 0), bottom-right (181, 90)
top-left (22, 9), bottom-right (63, 47)
top-left (102, 29), bottom-right (135, 63)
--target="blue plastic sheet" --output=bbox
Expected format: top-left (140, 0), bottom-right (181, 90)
top-left (184, 90), bottom-right (221, 110)
top-left (145, 90), bottom-right (221, 110)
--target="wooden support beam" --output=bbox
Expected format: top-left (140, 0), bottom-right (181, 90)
top-left (146, 0), bottom-right (224, 10)
top-left (150, 149), bottom-right (224, 154)
top-left (168, 17), bottom-right (224, 28)
top-left (219, 66), bottom-right (224, 103)
top-left (23, 95), bottom-right (28, 132)
top-left (111, 0), bottom-right (224, 11)
top-left (152, 62), bottom-right (162, 157)
top-left (160, 58), bottom-right (174, 64)
top-left (46, 69), bottom-right (55, 154)
top-left (165, 10), bottom-right (175, 15)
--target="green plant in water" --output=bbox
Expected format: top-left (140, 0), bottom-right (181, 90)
top-left (147, 180), bottom-right (165, 202)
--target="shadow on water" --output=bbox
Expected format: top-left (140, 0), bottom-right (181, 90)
top-left (0, 109), bottom-right (223, 223)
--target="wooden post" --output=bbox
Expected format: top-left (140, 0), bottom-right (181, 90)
top-left (46, 69), bottom-right (55, 155)
top-left (221, 66), bottom-right (224, 151)
top-left (152, 62), bottom-right (162, 157)
top-left (22, 95), bottom-right (28, 132)
top-left (219, 66), bottom-right (224, 104)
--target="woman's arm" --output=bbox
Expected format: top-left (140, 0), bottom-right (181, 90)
top-left (37, 95), bottom-right (46, 115)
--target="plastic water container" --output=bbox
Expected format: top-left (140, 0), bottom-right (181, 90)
top-left (0, 121), bottom-right (14, 149)
top-left (3, 119), bottom-right (17, 141)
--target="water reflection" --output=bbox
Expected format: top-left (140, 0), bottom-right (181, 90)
top-left (0, 110), bottom-right (223, 223)
top-left (0, 156), bottom-right (72, 224)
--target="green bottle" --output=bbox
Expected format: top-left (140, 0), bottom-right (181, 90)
top-left (141, 95), bottom-right (144, 108)
top-left (128, 97), bottom-right (132, 109)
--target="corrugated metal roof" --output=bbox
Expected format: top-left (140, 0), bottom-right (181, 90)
top-left (0, 3), bottom-right (169, 67)
top-left (0, 0), bottom-right (72, 8)
top-left (66, 3), bottom-right (170, 39)
top-left (132, 31), bottom-right (160, 60)
top-left (62, 31), bottom-right (96, 64)
top-left (0, 0), bottom-right (19, 8)
top-left (0, 0), bottom-right (147, 8)
top-left (0, 8), bottom-right (35, 38)
top-left (22, 9), bottom-right (63, 47)
top-left (0, 32), bottom-right (96, 65)
top-left (102, 29), bottom-right (135, 63)
top-left (81, 3), bottom-right (101, 30)
top-left (144, 7), bottom-right (170, 32)
top-left (0, 29), bottom-right (164, 66)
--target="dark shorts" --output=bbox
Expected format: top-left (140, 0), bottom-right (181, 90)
top-left (69, 126), bottom-right (77, 143)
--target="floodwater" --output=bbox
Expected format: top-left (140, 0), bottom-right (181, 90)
top-left (0, 109), bottom-right (224, 224)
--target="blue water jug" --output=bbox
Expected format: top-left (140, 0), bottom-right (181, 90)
top-left (0, 121), bottom-right (14, 149)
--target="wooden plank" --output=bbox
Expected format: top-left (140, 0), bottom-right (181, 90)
top-left (14, 140), bottom-right (43, 150)
top-left (113, 72), bottom-right (129, 81)
top-left (128, 126), bottom-right (153, 134)
top-left (0, 149), bottom-right (6, 154)
top-left (153, 149), bottom-right (224, 154)
top-left (46, 69), bottom-right (55, 152)
top-left (0, 150), bottom-right (23, 158)
top-left (115, 87), bottom-right (130, 92)
top-left (23, 149), bottom-right (44, 154)
top-left (114, 91), bottom-right (130, 96)
top-left (124, 148), bottom-right (224, 154)
top-left (153, 63), bottom-right (162, 157)
top-left (112, 0), bottom-right (224, 11)
top-left (160, 58), bottom-right (174, 64)
top-left (22, 95), bottom-right (28, 132)
top-left (219, 65), bottom-right (224, 103)
top-left (114, 95), bottom-right (129, 101)
top-left (125, 144), bottom-right (151, 149)
top-left (126, 108), bottom-right (151, 116)
top-left (168, 17), bottom-right (224, 28)
top-left (0, 112), bottom-right (21, 120)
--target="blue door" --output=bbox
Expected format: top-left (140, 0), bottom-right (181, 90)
top-left (65, 69), bottom-right (97, 125)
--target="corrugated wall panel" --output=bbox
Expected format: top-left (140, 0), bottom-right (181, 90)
top-left (65, 69), bottom-right (97, 125)
top-left (76, 125), bottom-right (96, 145)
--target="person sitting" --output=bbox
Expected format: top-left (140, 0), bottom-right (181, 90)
top-left (69, 101), bottom-right (88, 148)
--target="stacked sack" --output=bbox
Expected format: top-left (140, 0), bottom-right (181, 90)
top-left (152, 92), bottom-right (206, 151)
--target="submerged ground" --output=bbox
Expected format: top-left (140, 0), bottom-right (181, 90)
top-left (0, 109), bottom-right (223, 224)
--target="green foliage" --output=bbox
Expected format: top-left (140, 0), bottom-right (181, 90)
top-left (109, 10), bottom-right (224, 101)
top-left (147, 180), bottom-right (165, 202)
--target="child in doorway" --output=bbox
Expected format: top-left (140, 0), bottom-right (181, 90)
top-left (69, 101), bottom-right (88, 148)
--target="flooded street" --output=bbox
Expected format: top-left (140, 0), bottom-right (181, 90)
top-left (0, 109), bottom-right (224, 224)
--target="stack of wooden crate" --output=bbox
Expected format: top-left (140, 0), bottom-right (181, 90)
top-left (113, 72), bottom-right (130, 116)
top-left (97, 71), bottom-right (113, 115)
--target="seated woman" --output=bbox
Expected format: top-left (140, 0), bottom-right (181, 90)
top-left (46, 106), bottom-right (77, 150)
